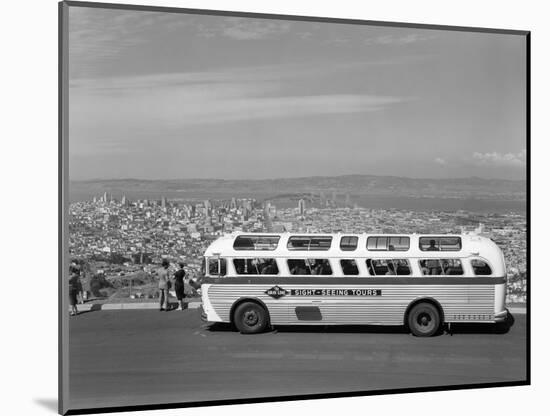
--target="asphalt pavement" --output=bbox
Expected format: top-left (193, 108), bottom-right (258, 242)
top-left (68, 309), bottom-right (527, 411)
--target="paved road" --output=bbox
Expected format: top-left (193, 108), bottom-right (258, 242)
top-left (69, 309), bottom-right (527, 411)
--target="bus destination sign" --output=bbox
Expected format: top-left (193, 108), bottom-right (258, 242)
top-left (291, 289), bottom-right (382, 297)
top-left (265, 287), bottom-right (382, 299)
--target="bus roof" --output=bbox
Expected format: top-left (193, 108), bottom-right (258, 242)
top-left (203, 231), bottom-right (500, 260)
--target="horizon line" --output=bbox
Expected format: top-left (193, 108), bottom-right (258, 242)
top-left (69, 173), bottom-right (527, 183)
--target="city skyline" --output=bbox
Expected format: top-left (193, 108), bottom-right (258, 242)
top-left (68, 6), bottom-right (527, 181)
top-left (69, 192), bottom-right (527, 303)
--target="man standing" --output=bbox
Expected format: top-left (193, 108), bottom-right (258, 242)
top-left (157, 259), bottom-right (170, 311)
top-left (174, 262), bottom-right (187, 311)
top-left (68, 266), bottom-right (82, 316)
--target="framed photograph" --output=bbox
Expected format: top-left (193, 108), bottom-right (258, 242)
top-left (59, 1), bottom-right (529, 414)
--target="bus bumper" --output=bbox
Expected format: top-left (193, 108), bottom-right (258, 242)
top-left (199, 304), bottom-right (208, 322)
top-left (494, 308), bottom-right (509, 322)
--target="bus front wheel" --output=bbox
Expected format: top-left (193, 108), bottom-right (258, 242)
top-left (234, 302), bottom-right (268, 334)
top-left (407, 302), bottom-right (441, 337)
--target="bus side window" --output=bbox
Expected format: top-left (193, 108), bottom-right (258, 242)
top-left (420, 259), bottom-right (441, 275)
top-left (313, 259), bottom-right (332, 275)
top-left (233, 235), bottom-right (280, 250)
top-left (288, 259), bottom-right (332, 275)
top-left (367, 236), bottom-right (410, 251)
top-left (288, 259), bottom-right (310, 275)
top-left (444, 259), bottom-right (464, 275)
top-left (394, 259), bottom-right (411, 275)
top-left (368, 259), bottom-right (393, 275)
top-left (420, 237), bottom-right (461, 251)
top-left (287, 236), bottom-right (332, 251)
top-left (340, 236), bottom-right (358, 251)
top-left (259, 259), bottom-right (279, 275)
top-left (233, 258), bottom-right (279, 275)
top-left (340, 259), bottom-right (359, 275)
top-left (419, 259), bottom-right (463, 276)
top-left (366, 259), bottom-right (375, 276)
top-left (471, 259), bottom-right (492, 275)
top-left (367, 259), bottom-right (410, 276)
top-left (208, 258), bottom-right (226, 277)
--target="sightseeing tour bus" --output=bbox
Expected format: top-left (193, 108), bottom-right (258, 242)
top-left (200, 232), bottom-right (508, 336)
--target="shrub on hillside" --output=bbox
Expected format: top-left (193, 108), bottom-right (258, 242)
top-left (90, 274), bottom-right (113, 297)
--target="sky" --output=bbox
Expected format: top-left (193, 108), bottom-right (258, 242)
top-left (68, 6), bottom-right (527, 181)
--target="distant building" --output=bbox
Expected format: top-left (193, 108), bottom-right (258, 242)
top-left (264, 201), bottom-right (271, 218)
top-left (298, 199), bottom-right (306, 216)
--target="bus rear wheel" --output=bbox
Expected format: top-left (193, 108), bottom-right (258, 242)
top-left (407, 303), bottom-right (441, 337)
top-left (234, 302), bottom-right (268, 334)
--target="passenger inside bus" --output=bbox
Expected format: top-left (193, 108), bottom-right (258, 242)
top-left (341, 259), bottom-right (359, 275)
top-left (419, 259), bottom-right (464, 276)
top-left (444, 259), bottom-right (464, 275)
top-left (395, 260), bottom-right (411, 275)
top-left (426, 239), bottom-right (439, 251)
top-left (309, 259), bottom-right (332, 275)
top-left (289, 259), bottom-right (309, 275)
top-left (233, 258), bottom-right (280, 275)
top-left (367, 259), bottom-right (410, 276)
top-left (421, 259), bottom-right (442, 275)
top-left (260, 259), bottom-right (278, 274)
top-left (311, 260), bottom-right (322, 275)
top-left (421, 263), bottom-right (430, 275)
top-left (234, 262), bottom-right (244, 274)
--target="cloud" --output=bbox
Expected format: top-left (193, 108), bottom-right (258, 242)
top-left (69, 65), bottom-right (411, 156)
top-left (296, 31), bottom-right (314, 40)
top-left (72, 79), bottom-right (407, 127)
top-left (325, 36), bottom-right (352, 45)
top-left (197, 17), bottom-right (292, 40)
top-left (69, 60), bottom-right (407, 91)
top-left (180, 94), bottom-right (407, 124)
top-left (68, 7), bottom-right (193, 77)
top-left (472, 149), bottom-right (526, 167)
top-left (70, 89), bottom-right (408, 156)
top-left (364, 33), bottom-right (436, 46)
top-left (434, 157), bottom-right (447, 165)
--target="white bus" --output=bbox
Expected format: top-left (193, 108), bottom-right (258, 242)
top-left (199, 232), bottom-right (509, 336)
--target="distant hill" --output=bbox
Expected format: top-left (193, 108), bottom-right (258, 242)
top-left (70, 175), bottom-right (526, 202)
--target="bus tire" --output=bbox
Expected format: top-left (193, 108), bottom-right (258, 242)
top-left (233, 301), bottom-right (268, 334)
top-left (407, 302), bottom-right (441, 337)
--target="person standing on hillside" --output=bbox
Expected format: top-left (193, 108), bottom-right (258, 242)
top-left (69, 266), bottom-right (83, 316)
top-left (157, 259), bottom-right (171, 311)
top-left (173, 262), bottom-right (187, 311)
